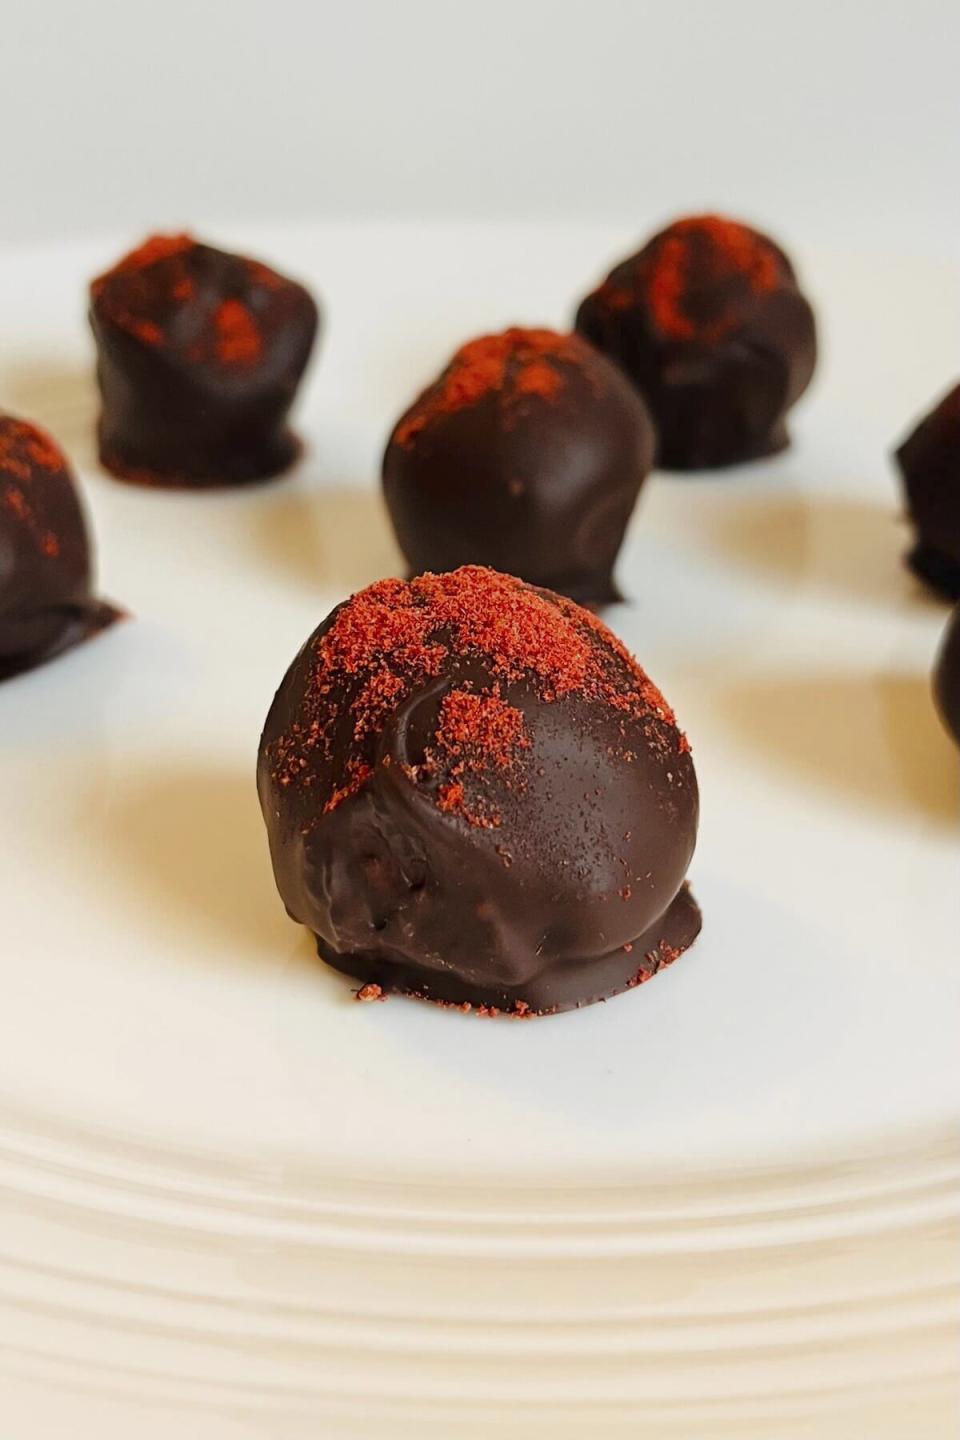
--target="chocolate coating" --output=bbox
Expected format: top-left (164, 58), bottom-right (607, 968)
top-left (382, 329), bottom-right (655, 606)
top-left (934, 604), bottom-right (960, 748)
top-left (895, 382), bottom-right (960, 600)
top-left (0, 413), bottom-right (119, 680)
top-left (257, 566), bottom-right (701, 1016)
top-left (90, 234), bottom-right (319, 487)
top-left (575, 215), bottom-right (817, 470)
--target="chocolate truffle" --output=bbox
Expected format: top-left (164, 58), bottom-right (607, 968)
top-left (257, 566), bottom-right (700, 1016)
top-left (895, 382), bottom-right (960, 600)
top-left (934, 604), bottom-right (960, 748)
top-left (382, 328), bottom-right (655, 606)
top-left (575, 215), bottom-right (817, 470)
top-left (90, 234), bottom-right (319, 487)
top-left (0, 413), bottom-right (119, 680)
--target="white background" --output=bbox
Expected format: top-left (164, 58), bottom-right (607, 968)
top-left (2, 0), bottom-right (958, 254)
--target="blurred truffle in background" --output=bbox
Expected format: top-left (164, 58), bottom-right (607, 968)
top-left (895, 381), bottom-right (960, 600)
top-left (382, 328), bottom-right (655, 606)
top-left (89, 234), bottom-right (319, 488)
top-left (0, 412), bottom-right (119, 680)
top-left (575, 214), bottom-right (817, 470)
top-left (934, 602), bottom-right (960, 747)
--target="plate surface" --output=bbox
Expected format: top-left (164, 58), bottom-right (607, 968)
top-left (0, 222), bottom-right (957, 1437)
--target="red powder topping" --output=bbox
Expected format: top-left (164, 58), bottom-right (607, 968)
top-left (23, 430), bottom-right (62, 472)
top-left (320, 568), bottom-right (595, 696)
top-left (604, 215), bottom-right (784, 343)
top-left (355, 982), bottom-right (386, 1003)
top-left (91, 234), bottom-right (270, 366)
top-left (628, 941), bottom-right (682, 989)
top-left (0, 417), bottom-right (68, 558)
top-left (267, 567), bottom-right (688, 819)
top-left (413, 993), bottom-right (546, 1018)
top-left (647, 217), bottom-right (781, 340)
top-left (435, 689), bottom-right (528, 769)
top-left (513, 359), bottom-right (564, 400)
top-left (91, 233), bottom-right (194, 293)
top-left (90, 234), bottom-right (198, 347)
top-left (647, 235), bottom-right (692, 338)
top-left (394, 328), bottom-right (583, 447)
top-left (214, 299), bottom-right (262, 365)
top-left (322, 758), bottom-right (373, 814)
top-left (0, 419), bottom-right (63, 479)
top-left (3, 484), bottom-right (29, 519)
top-left (124, 318), bottom-right (164, 346)
top-left (428, 687), bottom-right (530, 827)
top-left (436, 781), bottom-right (467, 815)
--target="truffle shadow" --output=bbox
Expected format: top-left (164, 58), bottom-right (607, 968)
top-left (252, 483), bottom-right (403, 596)
top-left (689, 489), bottom-right (939, 609)
top-left (2, 358), bottom-right (99, 468)
top-left (98, 764), bottom-right (318, 974)
top-left (713, 671), bottom-right (958, 825)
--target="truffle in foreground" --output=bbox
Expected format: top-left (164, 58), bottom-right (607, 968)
top-left (257, 566), bottom-right (701, 1015)
top-left (382, 328), bottom-right (655, 606)
top-left (0, 413), bottom-right (120, 680)
top-left (934, 604), bottom-right (960, 748)
top-left (895, 382), bottom-right (960, 600)
top-left (89, 234), bottom-right (319, 487)
top-left (575, 214), bottom-right (817, 470)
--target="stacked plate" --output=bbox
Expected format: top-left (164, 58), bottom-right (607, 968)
top-left (1, 223), bottom-right (957, 1437)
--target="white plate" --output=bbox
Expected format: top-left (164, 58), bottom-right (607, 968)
top-left (0, 222), bottom-right (957, 1438)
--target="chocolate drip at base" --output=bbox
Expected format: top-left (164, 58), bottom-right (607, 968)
top-left (320, 883), bottom-right (702, 1017)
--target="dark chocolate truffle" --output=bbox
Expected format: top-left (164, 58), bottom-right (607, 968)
top-left (90, 234), bottom-right (319, 487)
top-left (934, 604), bottom-right (960, 748)
top-left (895, 382), bottom-right (960, 600)
top-left (575, 215), bottom-right (817, 470)
top-left (382, 328), bottom-right (655, 606)
top-left (257, 566), bottom-right (700, 1016)
top-left (0, 413), bottom-right (119, 680)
